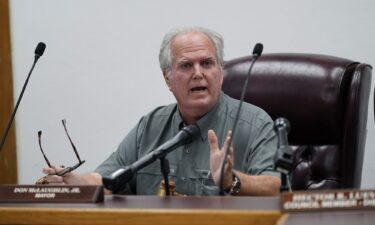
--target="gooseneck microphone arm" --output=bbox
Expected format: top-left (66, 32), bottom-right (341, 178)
top-left (102, 124), bottom-right (200, 193)
top-left (0, 42), bottom-right (46, 151)
top-left (219, 43), bottom-right (264, 195)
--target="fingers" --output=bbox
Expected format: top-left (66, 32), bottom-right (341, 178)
top-left (223, 144), bottom-right (233, 170)
top-left (42, 165), bottom-right (66, 175)
top-left (208, 129), bottom-right (233, 151)
top-left (36, 174), bottom-right (64, 185)
top-left (208, 129), bottom-right (234, 169)
top-left (208, 129), bottom-right (219, 152)
top-left (39, 165), bottom-right (66, 185)
top-left (208, 129), bottom-right (235, 188)
top-left (51, 165), bottom-right (66, 173)
top-left (228, 143), bottom-right (234, 164)
top-left (42, 167), bottom-right (56, 175)
top-left (46, 175), bottom-right (64, 184)
top-left (220, 130), bottom-right (234, 177)
top-left (222, 130), bottom-right (232, 152)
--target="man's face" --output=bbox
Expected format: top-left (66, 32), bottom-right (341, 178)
top-left (164, 32), bottom-right (223, 122)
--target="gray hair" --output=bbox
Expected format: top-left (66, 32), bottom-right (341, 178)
top-left (159, 27), bottom-right (224, 72)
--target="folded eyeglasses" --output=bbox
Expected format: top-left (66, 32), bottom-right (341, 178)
top-left (36, 119), bottom-right (85, 184)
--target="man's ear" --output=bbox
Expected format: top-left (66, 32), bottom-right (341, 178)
top-left (163, 70), bottom-right (172, 91)
top-left (219, 66), bottom-right (224, 86)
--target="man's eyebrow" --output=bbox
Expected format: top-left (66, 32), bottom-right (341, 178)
top-left (175, 58), bottom-right (191, 65)
top-left (177, 58), bottom-right (190, 62)
top-left (179, 55), bottom-right (215, 62)
top-left (202, 56), bottom-right (215, 61)
top-left (201, 57), bottom-right (218, 64)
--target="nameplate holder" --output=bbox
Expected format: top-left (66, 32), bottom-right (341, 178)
top-left (0, 185), bottom-right (104, 203)
top-left (281, 189), bottom-right (375, 212)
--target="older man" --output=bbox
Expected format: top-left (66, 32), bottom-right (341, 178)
top-left (42, 27), bottom-right (280, 196)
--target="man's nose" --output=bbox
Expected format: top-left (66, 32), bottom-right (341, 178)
top-left (192, 64), bottom-right (204, 79)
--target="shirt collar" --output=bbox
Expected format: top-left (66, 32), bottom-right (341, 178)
top-left (196, 92), bottom-right (224, 141)
top-left (173, 92), bottom-right (225, 141)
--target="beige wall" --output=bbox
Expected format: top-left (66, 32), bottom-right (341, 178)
top-left (8, 0), bottom-right (375, 187)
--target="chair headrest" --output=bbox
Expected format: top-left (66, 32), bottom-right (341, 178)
top-left (223, 53), bottom-right (357, 144)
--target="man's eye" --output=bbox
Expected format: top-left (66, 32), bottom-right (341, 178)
top-left (180, 63), bottom-right (192, 70)
top-left (201, 60), bottom-right (213, 67)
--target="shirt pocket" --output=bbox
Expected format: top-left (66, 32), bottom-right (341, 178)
top-left (193, 168), bottom-right (220, 196)
top-left (136, 162), bottom-right (178, 195)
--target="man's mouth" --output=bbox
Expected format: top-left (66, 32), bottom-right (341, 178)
top-left (190, 86), bottom-right (207, 92)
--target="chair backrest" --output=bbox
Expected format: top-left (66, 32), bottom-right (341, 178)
top-left (222, 53), bottom-right (372, 190)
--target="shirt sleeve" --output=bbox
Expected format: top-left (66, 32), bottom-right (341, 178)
top-left (245, 113), bottom-right (280, 178)
top-left (95, 117), bottom-right (145, 194)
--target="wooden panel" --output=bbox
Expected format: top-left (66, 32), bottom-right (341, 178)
top-left (0, 0), bottom-right (18, 184)
top-left (0, 196), bottom-right (282, 225)
top-left (0, 207), bottom-right (281, 225)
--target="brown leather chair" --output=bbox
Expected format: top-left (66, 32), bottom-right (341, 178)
top-left (222, 53), bottom-right (372, 190)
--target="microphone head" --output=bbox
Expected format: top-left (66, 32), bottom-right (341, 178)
top-left (274, 117), bottom-right (290, 133)
top-left (182, 123), bottom-right (200, 143)
top-left (35, 42), bottom-right (46, 57)
top-left (252, 43), bottom-right (263, 58)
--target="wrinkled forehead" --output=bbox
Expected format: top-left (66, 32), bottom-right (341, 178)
top-left (170, 32), bottom-right (217, 61)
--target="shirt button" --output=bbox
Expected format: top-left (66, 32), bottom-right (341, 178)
top-left (185, 148), bottom-right (190, 154)
top-left (181, 177), bottom-right (187, 182)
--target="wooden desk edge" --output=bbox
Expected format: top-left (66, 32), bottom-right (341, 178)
top-left (0, 207), bottom-right (282, 225)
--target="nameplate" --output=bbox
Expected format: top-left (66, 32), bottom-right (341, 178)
top-left (281, 189), bottom-right (375, 212)
top-left (0, 185), bottom-right (104, 203)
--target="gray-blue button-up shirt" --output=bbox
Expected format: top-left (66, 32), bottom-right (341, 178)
top-left (96, 92), bottom-right (278, 195)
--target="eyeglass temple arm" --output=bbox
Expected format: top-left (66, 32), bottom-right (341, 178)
top-left (38, 130), bottom-right (52, 168)
top-left (55, 161), bottom-right (85, 176)
top-left (61, 119), bottom-right (83, 163)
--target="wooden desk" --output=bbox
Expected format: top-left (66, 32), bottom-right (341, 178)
top-left (0, 195), bottom-right (281, 225)
top-left (282, 210), bottom-right (375, 225)
top-left (2, 195), bottom-right (374, 225)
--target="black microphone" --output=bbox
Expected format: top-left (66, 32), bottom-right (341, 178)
top-left (35, 42), bottom-right (46, 59)
top-left (0, 42), bottom-right (46, 152)
top-left (102, 124), bottom-right (200, 193)
top-left (273, 117), bottom-right (294, 192)
top-left (273, 118), bottom-right (293, 174)
top-left (252, 43), bottom-right (263, 58)
top-left (219, 43), bottom-right (263, 195)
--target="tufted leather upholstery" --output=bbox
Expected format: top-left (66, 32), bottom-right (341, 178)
top-left (222, 53), bottom-right (372, 190)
